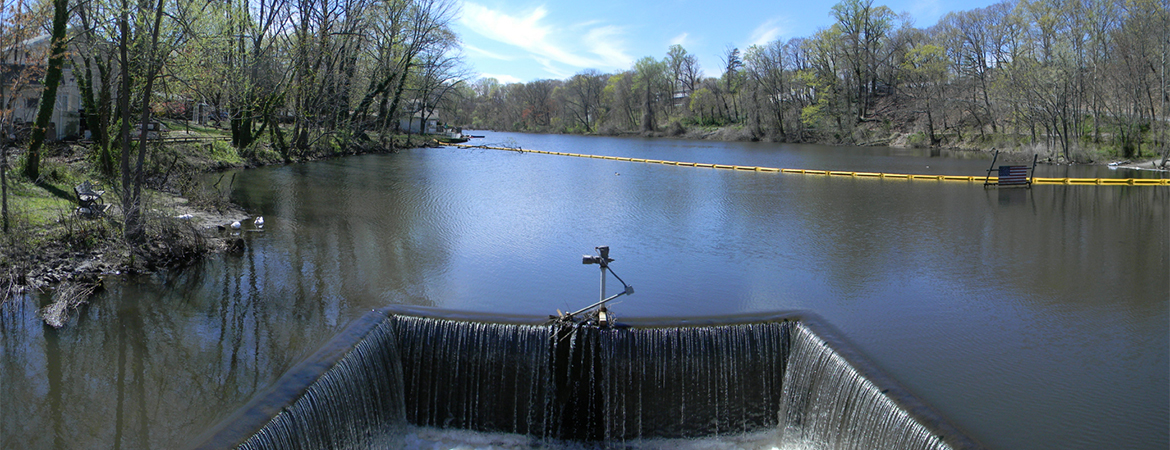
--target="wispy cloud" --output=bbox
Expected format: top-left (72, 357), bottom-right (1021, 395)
top-left (480, 73), bottom-right (523, 84)
top-left (459, 2), bottom-right (632, 74)
top-left (748, 18), bottom-right (786, 48)
top-left (670, 33), bottom-right (689, 47)
top-left (464, 44), bottom-right (515, 61)
top-left (534, 57), bottom-right (573, 79)
top-left (583, 25), bottom-right (633, 68)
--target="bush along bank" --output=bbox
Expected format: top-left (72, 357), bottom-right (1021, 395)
top-left (0, 130), bottom-right (436, 326)
top-left (497, 117), bottom-right (1170, 170)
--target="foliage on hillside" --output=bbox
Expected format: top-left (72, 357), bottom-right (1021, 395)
top-left (450, 0), bottom-right (1168, 166)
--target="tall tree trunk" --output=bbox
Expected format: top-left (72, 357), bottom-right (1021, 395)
top-left (926, 104), bottom-right (938, 146)
top-left (386, 61), bottom-right (414, 136)
top-left (118, 0), bottom-right (134, 242)
top-left (121, 0), bottom-right (167, 245)
top-left (774, 99), bottom-right (786, 139)
top-left (77, 4), bottom-right (115, 177)
top-left (2, 137), bottom-right (8, 234)
top-left (641, 81), bottom-right (655, 133)
top-left (266, 111), bottom-right (287, 158)
top-left (23, 0), bottom-right (69, 181)
top-left (79, 57), bottom-right (115, 177)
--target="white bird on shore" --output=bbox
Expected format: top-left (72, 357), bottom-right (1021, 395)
top-left (254, 216), bottom-right (264, 227)
top-left (230, 221), bottom-right (241, 230)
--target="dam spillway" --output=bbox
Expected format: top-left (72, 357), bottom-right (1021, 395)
top-left (195, 306), bottom-right (982, 449)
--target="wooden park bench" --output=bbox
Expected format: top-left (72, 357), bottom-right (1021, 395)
top-left (74, 181), bottom-right (108, 216)
top-left (985, 150), bottom-right (1037, 189)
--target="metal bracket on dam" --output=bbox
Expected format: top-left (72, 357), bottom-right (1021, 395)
top-left (446, 142), bottom-right (1170, 186)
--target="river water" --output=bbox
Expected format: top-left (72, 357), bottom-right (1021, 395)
top-left (2, 132), bottom-right (1167, 449)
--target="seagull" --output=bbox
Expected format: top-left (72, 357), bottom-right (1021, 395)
top-left (230, 221), bottom-right (241, 230)
top-left (254, 216), bottom-right (264, 227)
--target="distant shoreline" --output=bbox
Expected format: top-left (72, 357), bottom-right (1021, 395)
top-left (466, 126), bottom-right (1170, 172)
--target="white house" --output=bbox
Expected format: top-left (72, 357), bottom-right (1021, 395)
top-left (399, 109), bottom-right (441, 134)
top-left (0, 35), bottom-right (83, 141)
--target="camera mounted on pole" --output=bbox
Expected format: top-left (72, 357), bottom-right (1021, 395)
top-left (553, 246), bottom-right (634, 327)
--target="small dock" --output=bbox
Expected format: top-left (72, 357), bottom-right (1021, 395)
top-left (984, 150), bottom-right (1036, 189)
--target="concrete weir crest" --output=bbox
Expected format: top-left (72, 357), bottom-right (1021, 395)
top-left (193, 306), bottom-right (984, 449)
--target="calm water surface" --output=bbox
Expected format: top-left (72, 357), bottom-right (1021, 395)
top-left (2, 132), bottom-right (1167, 449)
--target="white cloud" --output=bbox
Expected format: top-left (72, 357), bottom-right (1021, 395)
top-left (534, 58), bottom-right (573, 79)
top-left (748, 18), bottom-right (786, 48)
top-left (459, 2), bottom-right (631, 74)
top-left (670, 33), bottom-right (689, 47)
top-left (582, 25), bottom-right (633, 68)
top-left (464, 44), bottom-right (515, 61)
top-left (480, 73), bottom-right (523, 84)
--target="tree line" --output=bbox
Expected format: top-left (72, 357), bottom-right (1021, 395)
top-left (2, 0), bottom-right (465, 242)
top-left (454, 0), bottom-right (1168, 164)
top-left (1, 0), bottom-right (1167, 243)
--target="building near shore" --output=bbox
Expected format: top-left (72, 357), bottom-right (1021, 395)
top-left (0, 34), bottom-right (82, 141)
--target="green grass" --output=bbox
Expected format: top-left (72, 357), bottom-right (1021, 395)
top-left (1, 180), bottom-right (92, 256)
top-left (7, 179), bottom-right (86, 227)
top-left (1, 153), bottom-right (114, 254)
top-left (159, 119), bottom-right (230, 137)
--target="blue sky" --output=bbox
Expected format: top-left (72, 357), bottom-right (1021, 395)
top-left (453, 0), bottom-right (1003, 83)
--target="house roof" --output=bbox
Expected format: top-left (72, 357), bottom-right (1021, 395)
top-left (409, 109), bottom-right (440, 120)
top-left (0, 34), bottom-right (50, 55)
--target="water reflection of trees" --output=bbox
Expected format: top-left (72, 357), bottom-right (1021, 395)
top-left (2, 150), bottom-right (1163, 448)
top-left (239, 155), bottom-right (448, 312)
top-left (1, 296), bottom-right (52, 449)
top-left (796, 179), bottom-right (1167, 317)
top-left (0, 196), bottom-right (452, 449)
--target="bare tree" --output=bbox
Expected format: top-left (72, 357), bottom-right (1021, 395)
top-left (408, 48), bottom-right (470, 138)
top-left (634, 56), bottom-right (667, 132)
top-left (518, 79), bottom-right (558, 129)
top-left (73, 0), bottom-right (117, 176)
top-left (1, 0), bottom-right (45, 232)
top-left (665, 44), bottom-right (700, 118)
top-left (379, 0), bottom-right (459, 138)
top-left (116, 0), bottom-right (175, 244)
top-left (831, 0), bottom-right (896, 121)
top-left (719, 46), bottom-right (743, 122)
top-left (561, 69), bottom-right (606, 132)
top-left (21, 0), bottom-right (68, 181)
top-left (745, 41), bottom-right (793, 138)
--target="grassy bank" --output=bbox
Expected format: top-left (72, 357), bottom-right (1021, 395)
top-left (0, 125), bottom-right (438, 316)
top-left (0, 140), bottom-right (239, 304)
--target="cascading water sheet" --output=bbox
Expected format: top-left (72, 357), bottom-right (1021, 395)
top-left (235, 317), bottom-right (408, 450)
top-left (197, 307), bottom-right (980, 450)
top-left (778, 323), bottom-right (950, 450)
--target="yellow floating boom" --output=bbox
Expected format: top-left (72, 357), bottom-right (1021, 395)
top-left (446, 143), bottom-right (1170, 186)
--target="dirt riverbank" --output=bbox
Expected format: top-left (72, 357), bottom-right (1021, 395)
top-left (1, 135), bottom-right (439, 321)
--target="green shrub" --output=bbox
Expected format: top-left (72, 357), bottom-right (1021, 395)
top-left (209, 140), bottom-right (242, 164)
top-left (907, 131), bottom-right (929, 148)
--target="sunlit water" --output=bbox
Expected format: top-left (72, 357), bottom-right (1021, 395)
top-left (2, 132), bottom-right (1167, 449)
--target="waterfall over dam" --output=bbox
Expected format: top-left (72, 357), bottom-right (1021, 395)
top-left (194, 306), bottom-right (982, 449)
